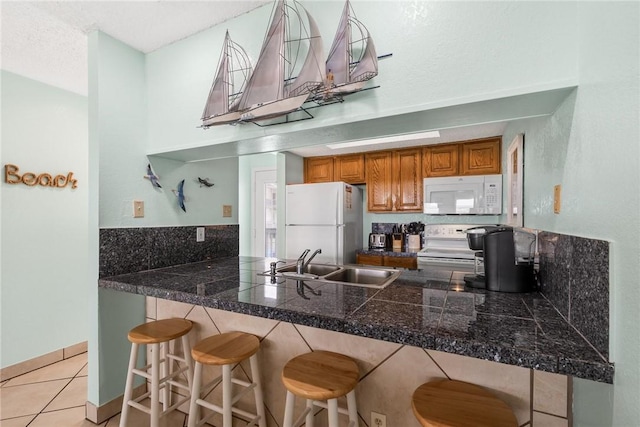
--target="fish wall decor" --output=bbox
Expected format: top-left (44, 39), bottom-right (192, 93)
top-left (197, 177), bottom-right (214, 187)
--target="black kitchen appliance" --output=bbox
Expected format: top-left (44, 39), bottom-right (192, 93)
top-left (464, 226), bottom-right (536, 292)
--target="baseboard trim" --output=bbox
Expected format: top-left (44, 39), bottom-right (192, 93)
top-left (85, 384), bottom-right (146, 424)
top-left (0, 341), bottom-right (88, 381)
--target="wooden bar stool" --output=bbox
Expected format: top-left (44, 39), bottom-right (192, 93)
top-left (120, 318), bottom-right (194, 427)
top-left (281, 350), bottom-right (359, 427)
top-left (187, 331), bottom-right (266, 427)
top-left (412, 379), bottom-right (518, 427)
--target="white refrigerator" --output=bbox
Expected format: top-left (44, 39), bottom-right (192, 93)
top-left (285, 182), bottom-right (362, 264)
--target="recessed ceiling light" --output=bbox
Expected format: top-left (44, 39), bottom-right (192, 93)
top-left (326, 130), bottom-right (441, 150)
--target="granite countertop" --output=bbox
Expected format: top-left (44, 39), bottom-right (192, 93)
top-left (357, 248), bottom-right (419, 257)
top-left (99, 256), bottom-right (613, 383)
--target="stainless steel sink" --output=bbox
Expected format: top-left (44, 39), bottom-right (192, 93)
top-left (323, 267), bottom-right (400, 288)
top-left (260, 263), bottom-right (400, 289)
top-left (276, 264), bottom-right (342, 276)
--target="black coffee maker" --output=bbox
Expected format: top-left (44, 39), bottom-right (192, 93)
top-left (464, 226), bottom-right (536, 293)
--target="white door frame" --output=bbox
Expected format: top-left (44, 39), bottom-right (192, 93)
top-left (252, 168), bottom-right (277, 257)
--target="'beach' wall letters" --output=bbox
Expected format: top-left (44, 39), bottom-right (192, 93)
top-left (4, 164), bottom-right (78, 189)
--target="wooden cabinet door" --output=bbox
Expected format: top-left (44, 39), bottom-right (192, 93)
top-left (383, 256), bottom-right (417, 269)
top-left (393, 148), bottom-right (422, 211)
top-left (460, 138), bottom-right (501, 175)
top-left (357, 253), bottom-right (384, 266)
top-left (423, 144), bottom-right (459, 177)
top-left (335, 154), bottom-right (365, 184)
top-left (304, 157), bottom-right (334, 183)
top-left (366, 151), bottom-right (393, 211)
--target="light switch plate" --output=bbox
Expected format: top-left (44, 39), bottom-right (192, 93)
top-left (223, 205), bottom-right (232, 217)
top-left (133, 200), bottom-right (144, 218)
top-left (196, 227), bottom-right (205, 242)
top-left (553, 185), bottom-right (561, 214)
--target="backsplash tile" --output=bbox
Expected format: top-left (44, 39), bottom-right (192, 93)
top-left (538, 231), bottom-right (609, 360)
top-left (100, 225), bottom-right (239, 277)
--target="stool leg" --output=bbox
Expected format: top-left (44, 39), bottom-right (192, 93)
top-left (283, 391), bottom-right (295, 427)
top-left (162, 341), bottom-right (170, 411)
top-left (249, 354), bottom-right (267, 427)
top-left (346, 390), bottom-right (358, 426)
top-left (222, 364), bottom-right (233, 427)
top-left (327, 398), bottom-right (339, 427)
top-left (119, 342), bottom-right (138, 427)
top-left (305, 399), bottom-right (315, 427)
top-left (181, 334), bottom-right (194, 390)
top-left (150, 343), bottom-right (160, 427)
top-left (187, 362), bottom-right (203, 427)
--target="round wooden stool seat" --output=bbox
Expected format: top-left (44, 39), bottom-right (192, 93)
top-left (191, 331), bottom-right (260, 365)
top-left (127, 318), bottom-right (193, 344)
top-left (412, 379), bottom-right (518, 427)
top-left (281, 350), bottom-right (359, 401)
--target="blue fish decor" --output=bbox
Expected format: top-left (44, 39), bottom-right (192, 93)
top-left (144, 163), bottom-right (162, 188)
top-left (198, 177), bottom-right (214, 188)
top-left (172, 179), bottom-right (186, 212)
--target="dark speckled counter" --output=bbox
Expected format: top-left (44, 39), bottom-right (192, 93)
top-left (99, 256), bottom-right (613, 383)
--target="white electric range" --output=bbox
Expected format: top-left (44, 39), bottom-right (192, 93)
top-left (417, 224), bottom-right (486, 272)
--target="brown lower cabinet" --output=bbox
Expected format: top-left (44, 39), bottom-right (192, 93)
top-left (356, 253), bottom-right (417, 269)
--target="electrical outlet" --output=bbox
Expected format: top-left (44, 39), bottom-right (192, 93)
top-left (196, 227), bottom-right (205, 242)
top-left (223, 205), bottom-right (232, 217)
top-left (553, 184), bottom-right (562, 214)
top-left (371, 411), bottom-right (386, 427)
top-left (133, 200), bottom-right (144, 218)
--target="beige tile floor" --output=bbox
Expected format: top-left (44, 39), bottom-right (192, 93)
top-left (0, 353), bottom-right (189, 427)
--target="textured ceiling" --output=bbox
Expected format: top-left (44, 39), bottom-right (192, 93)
top-left (1, 1), bottom-right (269, 95)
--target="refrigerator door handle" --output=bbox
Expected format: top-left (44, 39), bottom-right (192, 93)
top-left (335, 189), bottom-right (340, 226)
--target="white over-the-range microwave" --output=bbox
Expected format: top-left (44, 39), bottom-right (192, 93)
top-left (423, 174), bottom-right (502, 215)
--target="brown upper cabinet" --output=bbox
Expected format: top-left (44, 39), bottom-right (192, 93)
top-left (366, 148), bottom-right (422, 212)
top-left (304, 156), bottom-right (334, 183)
top-left (422, 143), bottom-right (459, 177)
top-left (335, 154), bottom-right (366, 184)
top-left (304, 154), bottom-right (365, 184)
top-left (303, 136), bottom-right (501, 212)
top-left (423, 137), bottom-right (501, 177)
top-left (460, 137), bottom-right (501, 175)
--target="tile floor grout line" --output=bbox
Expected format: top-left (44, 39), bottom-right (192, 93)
top-left (2, 376), bottom-right (76, 388)
top-left (23, 377), bottom-right (74, 427)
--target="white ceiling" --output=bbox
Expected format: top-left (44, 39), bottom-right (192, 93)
top-left (1, 1), bottom-right (510, 157)
top-left (1, 1), bottom-right (270, 95)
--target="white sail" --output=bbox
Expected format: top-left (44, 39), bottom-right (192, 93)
top-left (238, 0), bottom-right (286, 111)
top-left (286, 9), bottom-right (325, 97)
top-left (239, 0), bottom-right (325, 122)
top-left (201, 31), bottom-right (252, 127)
top-left (325, 0), bottom-right (378, 94)
top-left (325, 0), bottom-right (351, 86)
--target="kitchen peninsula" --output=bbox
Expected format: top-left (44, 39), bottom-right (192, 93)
top-left (100, 256), bottom-right (612, 426)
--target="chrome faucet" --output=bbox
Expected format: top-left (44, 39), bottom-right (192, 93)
top-left (296, 249), bottom-right (310, 274)
top-left (296, 248), bottom-right (322, 274)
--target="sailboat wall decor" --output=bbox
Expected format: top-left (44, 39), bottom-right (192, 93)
top-left (200, 0), bottom-right (382, 128)
top-left (237, 0), bottom-right (326, 122)
top-left (325, 0), bottom-right (378, 96)
top-left (201, 31), bottom-right (253, 128)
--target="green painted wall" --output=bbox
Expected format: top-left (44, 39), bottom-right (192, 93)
top-left (0, 71), bottom-right (89, 369)
top-left (501, 3), bottom-right (639, 425)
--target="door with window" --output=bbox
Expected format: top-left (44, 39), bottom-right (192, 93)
top-left (253, 169), bottom-right (277, 257)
